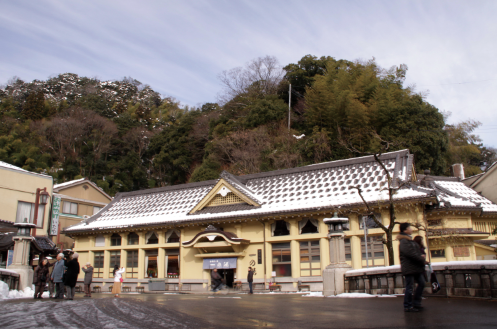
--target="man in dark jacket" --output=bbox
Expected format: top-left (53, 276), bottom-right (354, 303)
top-left (82, 262), bottom-right (94, 297)
top-left (51, 253), bottom-right (66, 299)
top-left (398, 222), bottom-right (426, 312)
top-left (211, 269), bottom-right (222, 292)
top-left (247, 267), bottom-right (254, 294)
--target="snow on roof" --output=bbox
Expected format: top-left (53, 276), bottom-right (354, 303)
top-left (0, 161), bottom-right (52, 179)
top-left (64, 150), bottom-right (429, 233)
top-left (54, 178), bottom-right (85, 189)
top-left (433, 180), bottom-right (497, 213)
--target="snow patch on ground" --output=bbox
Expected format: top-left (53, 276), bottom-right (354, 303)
top-left (303, 291), bottom-right (323, 297)
top-left (0, 282), bottom-right (48, 300)
top-left (328, 293), bottom-right (397, 298)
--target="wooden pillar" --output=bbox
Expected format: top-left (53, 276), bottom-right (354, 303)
top-left (351, 236), bottom-right (362, 269)
top-left (158, 248), bottom-right (165, 278)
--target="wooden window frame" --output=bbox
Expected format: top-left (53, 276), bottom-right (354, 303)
top-left (93, 252), bottom-right (104, 278)
top-left (272, 242), bottom-right (292, 277)
top-left (126, 250), bottom-right (139, 279)
top-left (360, 236), bottom-right (384, 260)
top-left (300, 240), bottom-right (321, 277)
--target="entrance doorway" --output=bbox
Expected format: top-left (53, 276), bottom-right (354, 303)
top-left (217, 269), bottom-right (235, 288)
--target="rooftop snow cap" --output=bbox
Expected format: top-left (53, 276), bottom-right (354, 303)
top-left (63, 150), bottom-right (455, 234)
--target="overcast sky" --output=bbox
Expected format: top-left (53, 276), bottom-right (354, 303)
top-left (1, 0), bottom-right (496, 147)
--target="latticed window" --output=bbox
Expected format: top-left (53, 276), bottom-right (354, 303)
top-left (93, 252), bottom-right (104, 278)
top-left (128, 232), bottom-right (139, 245)
top-left (126, 250), bottom-right (139, 279)
top-left (109, 251), bottom-right (121, 277)
top-left (272, 243), bottom-right (291, 277)
top-left (300, 241), bottom-right (321, 277)
top-left (110, 233), bottom-right (121, 246)
top-left (344, 238), bottom-right (352, 260)
top-left (207, 192), bottom-right (244, 207)
top-left (361, 236), bottom-right (384, 260)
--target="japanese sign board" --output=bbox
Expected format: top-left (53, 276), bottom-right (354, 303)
top-left (49, 196), bottom-right (61, 236)
top-left (202, 257), bottom-right (237, 269)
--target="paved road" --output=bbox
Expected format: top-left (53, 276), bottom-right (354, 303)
top-left (1, 293), bottom-right (496, 328)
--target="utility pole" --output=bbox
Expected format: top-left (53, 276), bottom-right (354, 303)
top-left (288, 84), bottom-right (291, 130)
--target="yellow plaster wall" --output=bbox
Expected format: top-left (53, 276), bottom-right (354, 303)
top-left (57, 184), bottom-right (111, 203)
top-left (0, 167), bottom-right (53, 236)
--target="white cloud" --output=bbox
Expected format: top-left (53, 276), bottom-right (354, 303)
top-left (0, 0), bottom-right (495, 146)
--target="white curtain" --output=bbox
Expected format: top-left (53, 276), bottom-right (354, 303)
top-left (145, 231), bottom-right (156, 243)
top-left (95, 235), bottom-right (105, 247)
top-left (271, 223), bottom-right (276, 236)
top-left (165, 229), bottom-right (180, 242)
top-left (298, 219), bottom-right (308, 234)
top-left (16, 202), bottom-right (32, 223)
top-left (145, 256), bottom-right (149, 277)
top-left (285, 221), bottom-right (291, 232)
top-left (309, 219), bottom-right (319, 231)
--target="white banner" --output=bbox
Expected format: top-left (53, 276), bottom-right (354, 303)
top-left (50, 196), bottom-right (61, 236)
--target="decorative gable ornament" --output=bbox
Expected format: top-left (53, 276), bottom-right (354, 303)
top-left (217, 186), bottom-right (230, 197)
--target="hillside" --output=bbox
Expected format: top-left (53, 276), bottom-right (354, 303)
top-left (0, 55), bottom-right (493, 196)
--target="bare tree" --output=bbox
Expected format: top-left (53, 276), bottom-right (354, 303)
top-left (218, 55), bottom-right (284, 104)
top-left (340, 131), bottom-right (405, 266)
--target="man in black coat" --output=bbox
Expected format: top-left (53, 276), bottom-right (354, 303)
top-left (247, 267), bottom-right (254, 294)
top-left (211, 269), bottom-right (222, 292)
top-left (398, 222), bottom-right (426, 312)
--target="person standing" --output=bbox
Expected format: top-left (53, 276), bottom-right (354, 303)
top-left (33, 258), bottom-right (50, 299)
top-left (82, 262), bottom-right (94, 297)
top-left (211, 268), bottom-right (222, 292)
top-left (247, 267), bottom-right (254, 294)
top-left (51, 253), bottom-right (66, 299)
top-left (111, 265), bottom-right (125, 297)
top-left (398, 223), bottom-right (426, 312)
top-left (414, 235), bottom-right (429, 282)
top-left (64, 253), bottom-right (80, 300)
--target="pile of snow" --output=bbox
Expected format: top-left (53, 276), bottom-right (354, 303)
top-left (303, 291), bottom-right (323, 297)
top-left (0, 282), bottom-right (49, 300)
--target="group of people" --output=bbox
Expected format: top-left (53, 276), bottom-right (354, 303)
top-left (210, 267), bottom-right (254, 293)
top-left (32, 252), bottom-right (95, 299)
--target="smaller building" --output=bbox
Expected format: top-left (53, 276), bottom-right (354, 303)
top-left (53, 178), bottom-right (112, 250)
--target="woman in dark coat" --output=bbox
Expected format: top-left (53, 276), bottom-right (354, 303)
top-left (64, 253), bottom-right (80, 300)
top-left (413, 236), bottom-right (428, 281)
top-left (33, 258), bottom-right (50, 299)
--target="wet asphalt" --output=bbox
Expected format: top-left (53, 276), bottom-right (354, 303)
top-left (0, 292), bottom-right (496, 328)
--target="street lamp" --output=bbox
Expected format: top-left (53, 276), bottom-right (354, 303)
top-left (33, 187), bottom-right (50, 226)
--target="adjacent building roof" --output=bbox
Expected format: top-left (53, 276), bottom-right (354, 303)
top-left (54, 178), bottom-right (112, 201)
top-left (0, 161), bottom-right (52, 179)
top-left (65, 149), bottom-right (439, 233)
top-left (420, 175), bottom-right (497, 214)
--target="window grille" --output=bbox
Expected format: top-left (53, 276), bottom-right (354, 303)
top-left (110, 233), bottom-right (121, 246)
top-left (93, 252), bottom-right (104, 278)
top-left (272, 243), bottom-right (292, 277)
top-left (128, 232), bottom-right (139, 245)
top-left (300, 240), bottom-right (321, 277)
top-left (344, 238), bottom-right (352, 260)
top-left (361, 236), bottom-right (384, 260)
top-left (207, 192), bottom-right (244, 207)
top-left (109, 251), bottom-right (121, 276)
top-left (126, 250), bottom-right (139, 279)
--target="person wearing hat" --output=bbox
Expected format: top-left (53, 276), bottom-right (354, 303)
top-left (51, 253), bottom-right (67, 299)
top-left (82, 262), bottom-right (94, 297)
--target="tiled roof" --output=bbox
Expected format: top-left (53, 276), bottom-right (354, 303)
top-left (475, 240), bottom-right (497, 247)
top-left (431, 180), bottom-right (497, 213)
top-left (64, 150), bottom-right (435, 233)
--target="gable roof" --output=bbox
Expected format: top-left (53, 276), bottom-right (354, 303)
top-left (53, 178), bottom-right (112, 201)
top-left (468, 160), bottom-right (497, 189)
top-left (0, 161), bottom-right (52, 180)
top-left (64, 149), bottom-right (434, 233)
top-left (420, 176), bottom-right (497, 214)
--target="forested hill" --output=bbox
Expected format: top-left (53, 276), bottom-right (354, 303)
top-left (0, 56), bottom-right (493, 196)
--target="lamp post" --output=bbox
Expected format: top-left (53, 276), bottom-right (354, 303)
top-left (322, 212), bottom-right (353, 296)
top-left (33, 187), bottom-right (50, 227)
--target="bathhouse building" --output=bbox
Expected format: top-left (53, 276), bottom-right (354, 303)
top-left (64, 150), bottom-right (497, 291)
